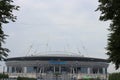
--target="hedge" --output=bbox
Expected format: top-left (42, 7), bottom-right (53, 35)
top-left (109, 72), bottom-right (120, 80)
top-left (17, 77), bottom-right (36, 80)
top-left (0, 73), bottom-right (9, 79)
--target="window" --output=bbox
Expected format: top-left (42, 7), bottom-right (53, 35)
top-left (7, 67), bottom-right (9, 73)
top-left (77, 67), bottom-right (81, 73)
top-left (27, 67), bottom-right (36, 73)
top-left (92, 67), bottom-right (104, 74)
top-left (93, 67), bottom-right (98, 74)
top-left (81, 67), bottom-right (87, 73)
top-left (16, 67), bottom-right (23, 73)
top-left (46, 66), bottom-right (54, 73)
top-left (76, 67), bottom-right (88, 73)
top-left (61, 67), bottom-right (68, 73)
top-left (12, 67), bottom-right (15, 73)
top-left (99, 68), bottom-right (103, 74)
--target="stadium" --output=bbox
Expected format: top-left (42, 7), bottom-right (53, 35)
top-left (5, 51), bottom-right (109, 80)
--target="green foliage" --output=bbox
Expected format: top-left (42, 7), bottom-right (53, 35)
top-left (0, 0), bottom-right (19, 60)
top-left (82, 78), bottom-right (100, 80)
top-left (109, 72), bottom-right (120, 80)
top-left (17, 77), bottom-right (36, 80)
top-left (54, 72), bottom-right (61, 76)
top-left (97, 0), bottom-right (120, 69)
top-left (0, 73), bottom-right (9, 79)
top-left (79, 78), bottom-right (100, 80)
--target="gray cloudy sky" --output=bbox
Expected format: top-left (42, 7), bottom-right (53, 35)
top-left (2, 0), bottom-right (119, 72)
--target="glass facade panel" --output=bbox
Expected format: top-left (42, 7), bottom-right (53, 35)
top-left (92, 67), bottom-right (98, 74)
top-left (46, 66), bottom-right (54, 73)
top-left (105, 68), bottom-right (107, 74)
top-left (77, 67), bottom-right (81, 73)
top-left (27, 67), bottom-right (36, 73)
top-left (16, 67), bottom-right (23, 73)
top-left (10, 65), bottom-right (105, 74)
top-left (99, 68), bottom-right (103, 74)
top-left (76, 67), bottom-right (87, 73)
top-left (55, 66), bottom-right (59, 72)
top-left (92, 67), bottom-right (104, 74)
top-left (12, 67), bottom-right (15, 73)
top-left (61, 66), bottom-right (67, 73)
top-left (81, 67), bottom-right (87, 73)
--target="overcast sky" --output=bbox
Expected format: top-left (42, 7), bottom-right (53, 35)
top-left (1, 0), bottom-right (119, 73)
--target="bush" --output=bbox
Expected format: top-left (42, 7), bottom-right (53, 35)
top-left (109, 72), bottom-right (120, 80)
top-left (80, 78), bottom-right (101, 80)
top-left (0, 73), bottom-right (9, 79)
top-left (17, 77), bottom-right (36, 80)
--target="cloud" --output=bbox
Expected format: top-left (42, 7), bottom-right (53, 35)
top-left (3, 0), bottom-right (115, 72)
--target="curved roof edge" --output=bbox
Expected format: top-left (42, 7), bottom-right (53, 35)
top-left (5, 56), bottom-right (109, 63)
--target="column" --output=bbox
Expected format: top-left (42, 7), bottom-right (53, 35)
top-left (54, 66), bottom-right (55, 73)
top-left (43, 67), bottom-right (44, 73)
top-left (40, 68), bottom-right (42, 73)
top-left (103, 68), bottom-right (106, 74)
top-left (76, 67), bottom-right (77, 73)
top-left (71, 67), bottom-right (72, 74)
top-left (87, 67), bottom-right (90, 74)
top-left (73, 68), bottom-right (75, 74)
top-left (97, 68), bottom-right (100, 74)
top-left (59, 66), bottom-right (61, 73)
top-left (24, 67), bottom-right (27, 73)
top-left (9, 66), bottom-right (12, 73)
top-left (14, 67), bottom-right (16, 73)
top-left (7, 67), bottom-right (9, 73)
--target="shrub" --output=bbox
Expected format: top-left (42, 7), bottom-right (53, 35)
top-left (17, 77), bottom-right (36, 80)
top-left (109, 72), bottom-right (120, 80)
top-left (0, 73), bottom-right (9, 79)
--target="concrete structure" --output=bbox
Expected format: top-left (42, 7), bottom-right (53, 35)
top-left (5, 51), bottom-right (109, 80)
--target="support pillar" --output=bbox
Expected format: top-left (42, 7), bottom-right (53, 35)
top-left (14, 67), bottom-right (16, 73)
top-left (76, 67), bottom-right (77, 73)
top-left (24, 67), bottom-right (27, 73)
top-left (73, 68), bottom-right (75, 74)
top-left (59, 66), bottom-right (61, 73)
top-left (54, 66), bottom-right (55, 73)
top-left (71, 67), bottom-right (72, 74)
top-left (9, 66), bottom-right (12, 73)
top-left (7, 67), bottom-right (9, 73)
top-left (103, 68), bottom-right (106, 74)
top-left (43, 67), bottom-right (44, 73)
top-left (40, 67), bottom-right (42, 73)
top-left (87, 67), bottom-right (90, 74)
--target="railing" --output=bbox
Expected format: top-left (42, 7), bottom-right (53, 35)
top-left (7, 73), bottom-right (107, 80)
top-left (71, 73), bottom-right (107, 80)
top-left (7, 73), bottom-right (36, 78)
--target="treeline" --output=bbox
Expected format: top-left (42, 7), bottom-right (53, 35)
top-left (0, 73), bottom-right (8, 79)
top-left (109, 72), bottom-right (120, 80)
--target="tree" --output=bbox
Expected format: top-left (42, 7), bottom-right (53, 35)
top-left (109, 72), bottom-right (120, 80)
top-left (0, 0), bottom-right (19, 60)
top-left (97, 0), bottom-right (120, 69)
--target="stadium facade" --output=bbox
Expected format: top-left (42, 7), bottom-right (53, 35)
top-left (5, 52), bottom-right (109, 80)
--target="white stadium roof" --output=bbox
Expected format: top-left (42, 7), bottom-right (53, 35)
top-left (32, 51), bottom-right (84, 57)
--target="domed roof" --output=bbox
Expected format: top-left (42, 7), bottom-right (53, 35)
top-left (6, 51), bottom-right (108, 62)
top-left (33, 51), bottom-right (83, 57)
